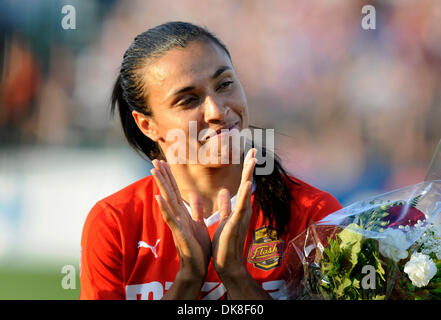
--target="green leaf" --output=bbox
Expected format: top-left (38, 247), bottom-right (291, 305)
top-left (353, 278), bottom-right (360, 289)
top-left (335, 277), bottom-right (352, 298)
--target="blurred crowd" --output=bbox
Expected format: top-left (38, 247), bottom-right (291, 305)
top-left (1, 0), bottom-right (440, 204)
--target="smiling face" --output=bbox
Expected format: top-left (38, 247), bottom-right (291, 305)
top-left (132, 40), bottom-right (249, 166)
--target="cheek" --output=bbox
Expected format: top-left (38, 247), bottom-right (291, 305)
top-left (156, 110), bottom-right (193, 133)
top-left (157, 110), bottom-right (205, 144)
top-left (230, 87), bottom-right (249, 125)
top-left (231, 101), bottom-right (249, 128)
top-left (240, 107), bottom-right (249, 125)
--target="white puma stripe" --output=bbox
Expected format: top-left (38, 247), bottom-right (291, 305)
top-left (138, 239), bottom-right (161, 258)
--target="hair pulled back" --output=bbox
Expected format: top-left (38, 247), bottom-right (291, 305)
top-left (111, 21), bottom-right (297, 234)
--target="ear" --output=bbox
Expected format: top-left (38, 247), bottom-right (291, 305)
top-left (131, 110), bottom-right (162, 142)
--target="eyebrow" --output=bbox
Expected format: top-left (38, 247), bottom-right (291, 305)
top-left (168, 66), bottom-right (232, 99)
top-left (211, 65), bottom-right (232, 80)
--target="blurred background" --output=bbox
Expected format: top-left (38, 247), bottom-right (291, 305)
top-left (0, 0), bottom-right (440, 299)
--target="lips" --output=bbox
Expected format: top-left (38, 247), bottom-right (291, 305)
top-left (200, 122), bottom-right (239, 142)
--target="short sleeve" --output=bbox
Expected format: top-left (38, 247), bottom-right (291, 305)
top-left (308, 191), bottom-right (343, 225)
top-left (80, 201), bottom-right (125, 300)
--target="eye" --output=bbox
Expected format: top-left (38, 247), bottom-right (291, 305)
top-left (177, 96), bottom-right (199, 107)
top-left (216, 80), bottom-right (234, 91)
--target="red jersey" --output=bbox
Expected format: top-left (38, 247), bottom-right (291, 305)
top-left (80, 175), bottom-right (342, 300)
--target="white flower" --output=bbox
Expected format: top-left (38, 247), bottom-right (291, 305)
top-left (411, 224), bottom-right (441, 260)
top-left (404, 252), bottom-right (437, 288)
top-left (378, 228), bottom-right (409, 262)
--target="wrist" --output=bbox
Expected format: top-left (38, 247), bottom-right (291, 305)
top-left (216, 264), bottom-right (248, 283)
top-left (163, 269), bottom-right (206, 300)
top-left (216, 266), bottom-right (272, 300)
top-left (176, 267), bottom-right (206, 285)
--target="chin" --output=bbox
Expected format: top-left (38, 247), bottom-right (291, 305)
top-left (197, 141), bottom-right (244, 167)
top-left (201, 162), bottom-right (232, 169)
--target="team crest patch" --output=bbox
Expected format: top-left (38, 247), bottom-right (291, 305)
top-left (247, 226), bottom-right (284, 270)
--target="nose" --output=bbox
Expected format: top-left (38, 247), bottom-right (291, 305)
top-left (203, 95), bottom-right (229, 123)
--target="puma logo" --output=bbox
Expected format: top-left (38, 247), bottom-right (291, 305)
top-left (137, 239), bottom-right (161, 258)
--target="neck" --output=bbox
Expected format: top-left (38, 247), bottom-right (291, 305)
top-left (168, 163), bottom-right (243, 217)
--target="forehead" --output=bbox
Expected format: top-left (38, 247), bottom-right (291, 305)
top-left (143, 41), bottom-right (232, 96)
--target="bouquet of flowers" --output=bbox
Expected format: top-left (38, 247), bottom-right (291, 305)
top-left (285, 141), bottom-right (441, 300)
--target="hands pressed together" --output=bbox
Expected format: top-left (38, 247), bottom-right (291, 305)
top-left (151, 148), bottom-right (271, 299)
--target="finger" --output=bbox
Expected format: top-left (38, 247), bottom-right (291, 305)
top-left (155, 194), bottom-right (178, 228)
top-left (152, 159), bottom-right (162, 173)
top-left (232, 181), bottom-right (252, 221)
top-left (243, 146), bottom-right (254, 164)
top-left (235, 149), bottom-right (256, 206)
top-left (241, 148), bottom-right (257, 184)
top-left (217, 188), bottom-right (231, 221)
top-left (189, 192), bottom-right (204, 223)
top-left (151, 167), bottom-right (180, 213)
top-left (157, 160), bottom-right (172, 189)
top-left (154, 160), bottom-right (176, 202)
top-left (151, 167), bottom-right (169, 199)
top-left (160, 160), bottom-right (184, 205)
top-left (152, 160), bottom-right (176, 200)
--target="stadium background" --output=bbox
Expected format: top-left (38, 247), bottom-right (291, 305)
top-left (0, 0), bottom-right (440, 299)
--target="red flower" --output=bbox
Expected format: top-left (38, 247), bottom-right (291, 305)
top-left (387, 204), bottom-right (426, 228)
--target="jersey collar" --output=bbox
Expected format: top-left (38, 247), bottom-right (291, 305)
top-left (183, 181), bottom-right (256, 227)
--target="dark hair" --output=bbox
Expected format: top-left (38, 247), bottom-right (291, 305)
top-left (111, 21), bottom-right (297, 234)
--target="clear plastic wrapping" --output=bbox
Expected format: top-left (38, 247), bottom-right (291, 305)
top-left (285, 140), bottom-right (441, 300)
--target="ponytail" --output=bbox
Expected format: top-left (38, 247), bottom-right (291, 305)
top-left (253, 144), bottom-right (299, 235)
top-left (112, 21), bottom-right (297, 236)
top-left (111, 75), bottom-right (163, 160)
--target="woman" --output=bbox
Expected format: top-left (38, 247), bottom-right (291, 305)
top-left (80, 21), bottom-right (342, 300)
